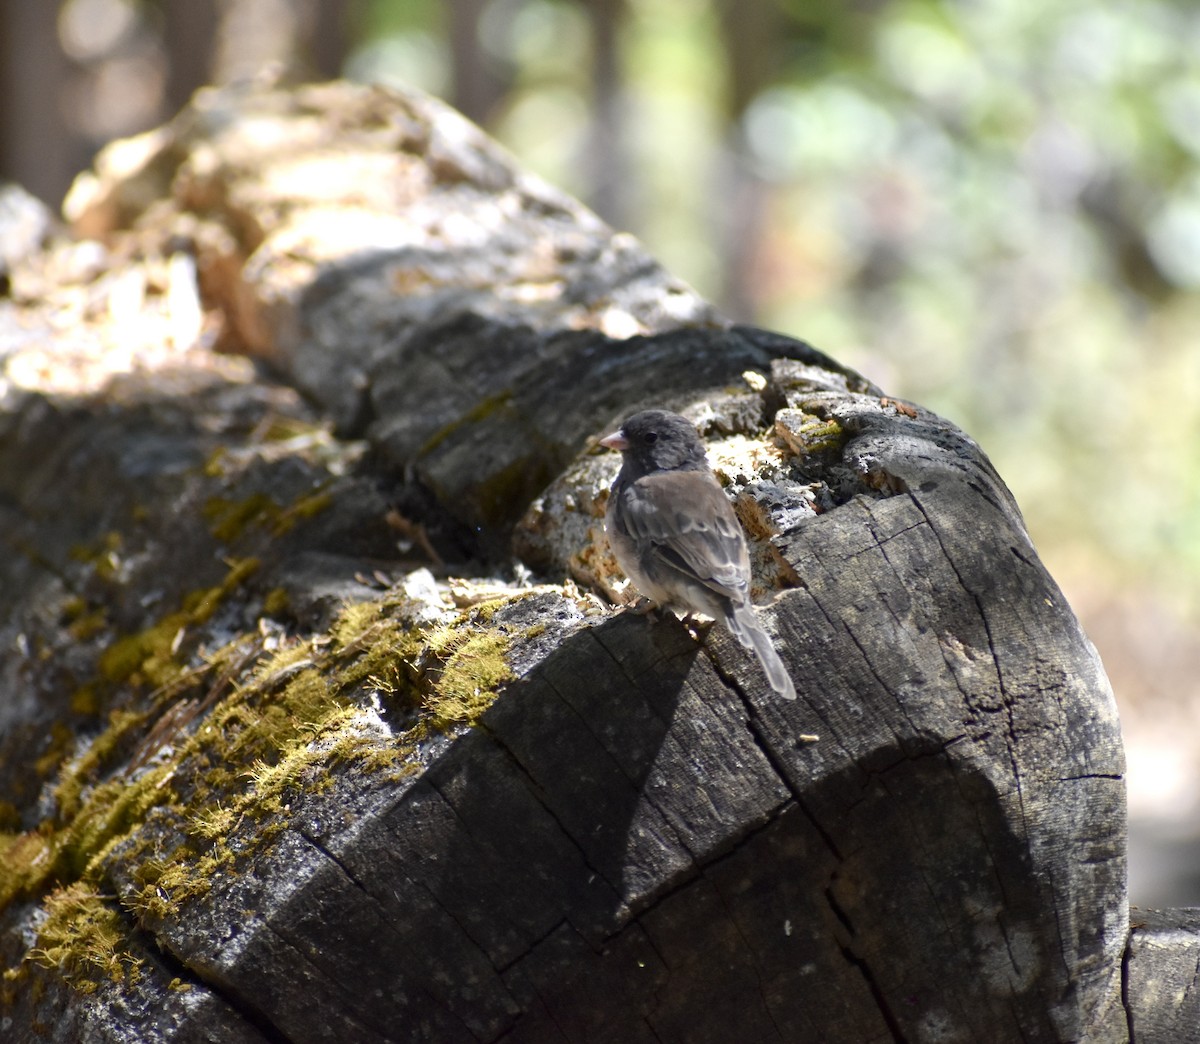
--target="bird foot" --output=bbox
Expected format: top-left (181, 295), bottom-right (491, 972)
top-left (627, 597), bottom-right (660, 616)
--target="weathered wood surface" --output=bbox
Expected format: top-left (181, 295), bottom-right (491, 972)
top-left (1125, 908), bottom-right (1200, 1041)
top-left (0, 81), bottom-right (1147, 1042)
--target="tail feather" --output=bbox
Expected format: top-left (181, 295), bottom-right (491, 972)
top-left (725, 602), bottom-right (796, 700)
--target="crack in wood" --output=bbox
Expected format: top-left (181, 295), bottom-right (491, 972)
top-left (478, 727), bottom-right (626, 908)
top-left (835, 941), bottom-right (909, 1044)
top-left (1121, 925), bottom-right (1136, 1044)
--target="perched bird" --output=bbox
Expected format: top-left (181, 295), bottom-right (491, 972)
top-left (600, 409), bottom-right (796, 700)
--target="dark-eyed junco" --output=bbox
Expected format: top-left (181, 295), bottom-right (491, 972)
top-left (600, 409), bottom-right (796, 700)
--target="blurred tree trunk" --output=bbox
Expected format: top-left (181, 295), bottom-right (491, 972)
top-left (0, 0), bottom-right (76, 205)
top-left (308, 0), bottom-right (353, 79)
top-left (447, 0), bottom-right (510, 126)
top-left (162, 0), bottom-right (219, 112)
top-left (165, 0), bottom-right (356, 105)
top-left (0, 0), bottom-right (358, 208)
top-left (711, 0), bottom-right (790, 322)
top-left (582, 0), bottom-right (630, 231)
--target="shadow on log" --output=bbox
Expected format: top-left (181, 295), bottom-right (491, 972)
top-left (0, 80), bottom-right (1157, 1043)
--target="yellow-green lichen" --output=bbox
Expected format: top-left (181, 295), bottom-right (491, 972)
top-left (1, 583), bottom-right (533, 996)
top-left (426, 628), bottom-right (514, 725)
top-left (781, 414), bottom-right (846, 456)
top-left (272, 490), bottom-right (333, 535)
top-left (34, 722), bottom-right (77, 779)
top-left (0, 803), bottom-right (21, 833)
top-left (204, 486), bottom-right (332, 543)
top-left (98, 557), bottom-right (259, 689)
top-left (262, 586), bottom-right (291, 617)
top-left (68, 609), bottom-right (109, 643)
top-left (0, 830), bottom-right (55, 911)
top-left (203, 447), bottom-right (227, 478)
top-left (70, 684), bottom-right (103, 716)
top-left (54, 709), bottom-right (149, 820)
top-left (63, 597), bottom-right (109, 642)
top-left (68, 532), bottom-right (124, 583)
top-left (415, 392), bottom-right (515, 459)
top-left (27, 883), bottom-right (143, 994)
top-left (203, 494), bottom-right (280, 543)
top-left (0, 708), bottom-right (180, 915)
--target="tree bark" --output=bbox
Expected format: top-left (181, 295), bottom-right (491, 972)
top-left (0, 80), bottom-right (1146, 1042)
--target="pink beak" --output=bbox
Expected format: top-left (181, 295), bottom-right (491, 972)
top-left (599, 430), bottom-right (629, 451)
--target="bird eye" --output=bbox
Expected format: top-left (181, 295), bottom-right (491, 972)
top-left (644, 431), bottom-right (658, 443)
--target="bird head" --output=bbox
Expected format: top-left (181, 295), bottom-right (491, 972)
top-left (600, 409), bottom-right (708, 475)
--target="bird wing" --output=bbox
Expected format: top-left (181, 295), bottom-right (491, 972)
top-left (617, 470), bottom-right (751, 600)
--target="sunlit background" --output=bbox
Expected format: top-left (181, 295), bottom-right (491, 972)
top-left (2, 0), bottom-right (1198, 904)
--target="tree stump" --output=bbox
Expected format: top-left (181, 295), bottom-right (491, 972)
top-left (0, 81), bottom-right (1150, 1043)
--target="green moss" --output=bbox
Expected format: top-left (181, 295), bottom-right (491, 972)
top-left (68, 532), bottom-right (124, 582)
top-left (463, 597), bottom-right (512, 626)
top-left (1, 709), bottom-right (181, 906)
top-left (68, 608), bottom-right (109, 642)
top-left (260, 417), bottom-right (326, 442)
top-left (27, 883), bottom-right (143, 993)
top-left (1, 583), bottom-right (532, 995)
top-left (203, 447), bottom-right (227, 478)
top-left (203, 494), bottom-right (280, 543)
top-left (99, 614), bottom-right (189, 688)
top-left (329, 600), bottom-right (387, 648)
top-left (204, 486), bottom-right (332, 543)
top-left (426, 630), bottom-right (514, 725)
top-left (209, 556), bottom-right (261, 612)
top-left (262, 586), bottom-right (291, 617)
top-left (329, 601), bottom-right (423, 694)
top-left (0, 830), bottom-right (56, 910)
top-left (34, 722), bottom-right (76, 779)
top-left (118, 594), bottom-right (514, 914)
top-left (99, 557), bottom-right (260, 689)
top-left (272, 489), bottom-right (333, 535)
top-left (70, 685), bottom-right (103, 716)
top-left (60, 766), bottom-right (178, 882)
top-left (416, 391), bottom-right (515, 459)
top-left (187, 802), bottom-right (237, 841)
top-left (54, 708), bottom-right (148, 820)
top-left (63, 595), bottom-right (107, 640)
top-left (790, 416), bottom-right (847, 455)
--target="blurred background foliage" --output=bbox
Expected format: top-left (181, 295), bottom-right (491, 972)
top-left (1, 0), bottom-right (1198, 901)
